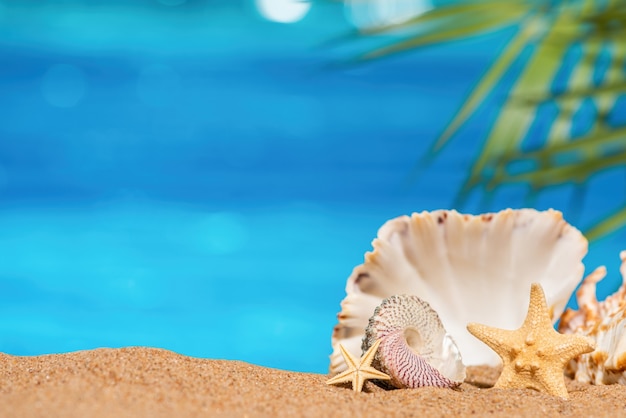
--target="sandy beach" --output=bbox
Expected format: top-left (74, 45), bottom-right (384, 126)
top-left (1, 347), bottom-right (625, 417)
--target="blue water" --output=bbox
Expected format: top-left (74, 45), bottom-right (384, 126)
top-left (0, 1), bottom-right (625, 373)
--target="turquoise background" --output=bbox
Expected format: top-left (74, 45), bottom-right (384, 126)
top-left (0, 0), bottom-right (624, 373)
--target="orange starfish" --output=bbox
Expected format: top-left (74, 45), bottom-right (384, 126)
top-left (467, 283), bottom-right (595, 399)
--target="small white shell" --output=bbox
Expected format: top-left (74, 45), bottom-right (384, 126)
top-left (363, 294), bottom-right (465, 388)
top-left (330, 209), bottom-right (587, 374)
top-left (559, 251), bottom-right (626, 384)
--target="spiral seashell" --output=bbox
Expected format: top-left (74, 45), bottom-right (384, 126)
top-left (363, 294), bottom-right (465, 388)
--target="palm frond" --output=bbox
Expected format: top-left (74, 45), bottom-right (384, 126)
top-left (357, 0), bottom-right (529, 37)
top-left (492, 145), bottom-right (626, 188)
top-left (356, 8), bottom-right (529, 61)
top-left (337, 0), bottom-right (626, 241)
top-left (586, 206), bottom-right (626, 241)
top-left (433, 16), bottom-right (541, 153)
top-left (463, 10), bottom-right (578, 192)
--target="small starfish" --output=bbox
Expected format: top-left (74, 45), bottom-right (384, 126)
top-left (467, 283), bottom-right (595, 399)
top-left (326, 339), bottom-right (390, 392)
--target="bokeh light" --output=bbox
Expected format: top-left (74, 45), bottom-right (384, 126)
top-left (255, 0), bottom-right (311, 23)
top-left (344, 0), bottom-right (432, 29)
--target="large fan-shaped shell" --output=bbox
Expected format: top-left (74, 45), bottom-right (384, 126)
top-left (330, 209), bottom-right (587, 374)
top-left (559, 251), bottom-right (626, 384)
top-left (363, 295), bottom-right (465, 388)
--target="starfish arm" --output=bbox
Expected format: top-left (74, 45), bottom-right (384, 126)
top-left (546, 333), bottom-right (595, 363)
top-left (360, 339), bottom-right (382, 368)
top-left (521, 283), bottom-right (554, 331)
top-left (354, 373), bottom-right (364, 393)
top-left (493, 365), bottom-right (518, 389)
top-left (326, 370), bottom-right (356, 386)
top-left (535, 366), bottom-right (570, 399)
top-left (359, 366), bottom-right (391, 381)
top-left (467, 322), bottom-right (518, 359)
top-left (339, 344), bottom-right (359, 370)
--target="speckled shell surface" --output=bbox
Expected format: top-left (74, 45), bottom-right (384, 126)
top-left (330, 209), bottom-right (587, 374)
top-left (363, 295), bottom-right (465, 388)
top-left (559, 251), bottom-right (626, 384)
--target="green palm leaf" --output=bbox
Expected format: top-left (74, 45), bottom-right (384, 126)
top-left (434, 16), bottom-right (539, 153)
top-left (358, 10), bottom-right (528, 61)
top-left (586, 206), bottom-right (626, 241)
top-left (358, 0), bottom-right (529, 36)
top-left (337, 0), bottom-right (626, 241)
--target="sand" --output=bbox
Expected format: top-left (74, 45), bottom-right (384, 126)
top-left (0, 347), bottom-right (625, 418)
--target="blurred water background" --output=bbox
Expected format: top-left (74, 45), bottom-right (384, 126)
top-left (0, 0), bottom-right (625, 373)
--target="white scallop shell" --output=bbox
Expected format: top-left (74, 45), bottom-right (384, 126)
top-left (558, 251), bottom-right (626, 384)
top-left (363, 294), bottom-right (466, 388)
top-left (330, 208), bottom-right (587, 374)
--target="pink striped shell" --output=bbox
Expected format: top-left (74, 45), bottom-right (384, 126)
top-left (363, 294), bottom-right (466, 388)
